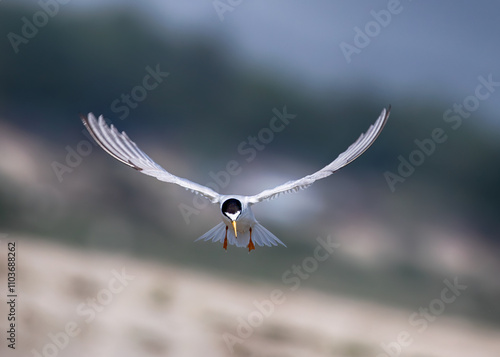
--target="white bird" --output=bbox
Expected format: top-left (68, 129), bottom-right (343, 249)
top-left (81, 106), bottom-right (390, 252)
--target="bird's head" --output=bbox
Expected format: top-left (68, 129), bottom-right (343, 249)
top-left (221, 198), bottom-right (242, 237)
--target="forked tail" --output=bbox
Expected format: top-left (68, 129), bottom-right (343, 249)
top-left (195, 222), bottom-right (286, 250)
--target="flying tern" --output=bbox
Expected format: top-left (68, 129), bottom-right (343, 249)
top-left (81, 106), bottom-right (390, 252)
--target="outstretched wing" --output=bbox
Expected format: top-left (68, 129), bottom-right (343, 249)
top-left (247, 106), bottom-right (390, 204)
top-left (81, 113), bottom-right (221, 203)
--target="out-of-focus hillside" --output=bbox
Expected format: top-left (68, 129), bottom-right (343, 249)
top-left (1, 119), bottom-right (500, 328)
top-left (2, 238), bottom-right (499, 357)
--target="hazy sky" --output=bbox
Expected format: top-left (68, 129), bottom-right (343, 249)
top-left (20, 0), bottom-right (500, 125)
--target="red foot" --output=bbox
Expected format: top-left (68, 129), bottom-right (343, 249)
top-left (247, 227), bottom-right (255, 252)
top-left (223, 226), bottom-right (228, 251)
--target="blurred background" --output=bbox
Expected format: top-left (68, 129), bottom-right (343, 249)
top-left (0, 0), bottom-right (499, 356)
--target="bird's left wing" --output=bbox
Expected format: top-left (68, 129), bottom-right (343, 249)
top-left (247, 106), bottom-right (390, 204)
top-left (81, 113), bottom-right (221, 203)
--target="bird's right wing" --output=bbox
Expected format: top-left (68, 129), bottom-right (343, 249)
top-left (81, 113), bottom-right (221, 203)
top-left (246, 106), bottom-right (390, 204)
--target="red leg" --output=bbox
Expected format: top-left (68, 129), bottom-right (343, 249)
top-left (247, 227), bottom-right (255, 252)
top-left (223, 226), bottom-right (228, 251)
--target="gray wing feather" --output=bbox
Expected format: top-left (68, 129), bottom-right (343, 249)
top-left (81, 113), bottom-right (221, 203)
top-left (247, 106), bottom-right (390, 204)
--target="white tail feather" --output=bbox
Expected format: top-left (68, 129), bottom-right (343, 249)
top-left (194, 222), bottom-right (226, 243)
top-left (253, 223), bottom-right (286, 247)
top-left (195, 222), bottom-right (286, 249)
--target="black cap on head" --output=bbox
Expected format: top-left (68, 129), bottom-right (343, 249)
top-left (222, 198), bottom-right (242, 217)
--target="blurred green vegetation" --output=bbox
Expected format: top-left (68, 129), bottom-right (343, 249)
top-left (1, 3), bottom-right (499, 327)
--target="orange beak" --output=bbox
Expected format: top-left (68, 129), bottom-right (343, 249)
top-left (232, 220), bottom-right (238, 238)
